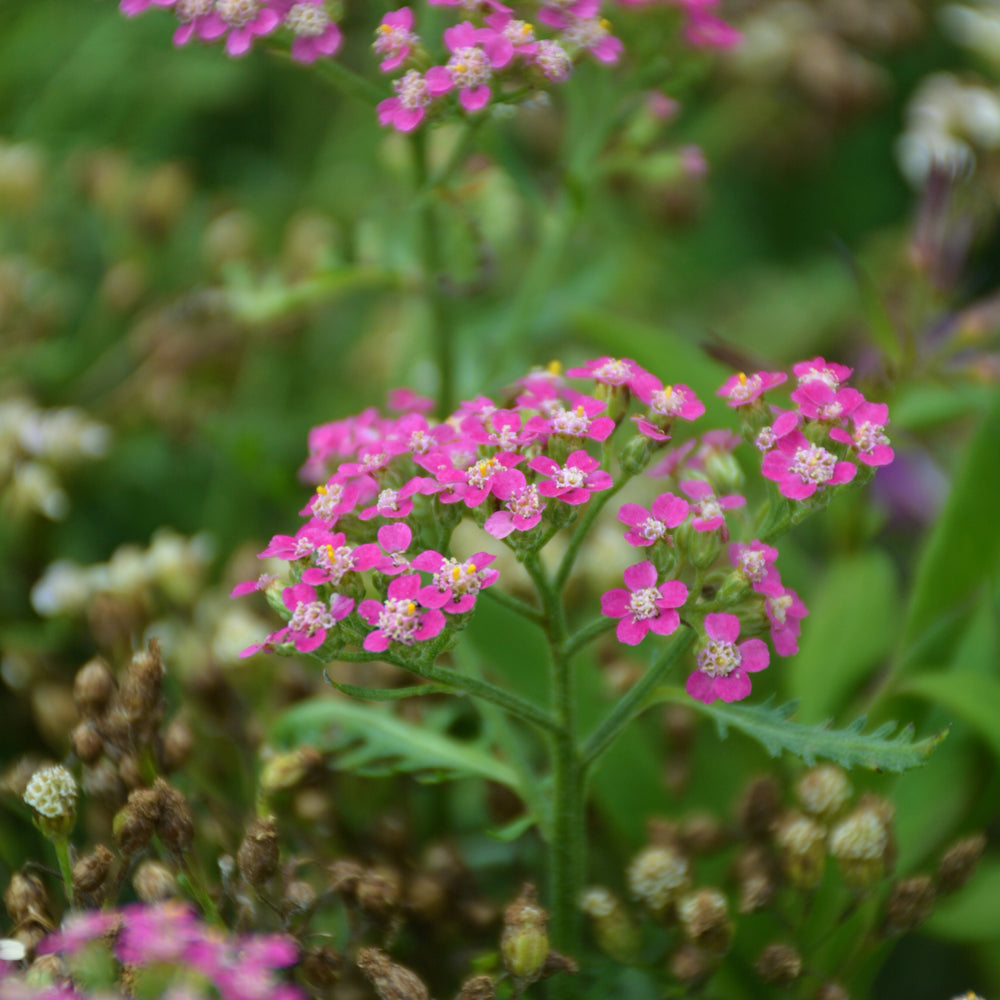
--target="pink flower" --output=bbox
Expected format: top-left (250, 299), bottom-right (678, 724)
top-left (284, 0), bottom-right (342, 63)
top-left (485, 10), bottom-right (539, 53)
top-left (358, 476), bottom-right (438, 521)
top-left (230, 572), bottom-right (279, 597)
top-left (386, 386), bottom-right (435, 414)
top-left (39, 910), bottom-right (122, 956)
top-left (387, 412), bottom-right (456, 456)
top-left (411, 549), bottom-right (499, 613)
top-left (600, 561), bottom-right (688, 645)
top-left (829, 401), bottom-right (894, 467)
top-left (686, 613), bottom-right (768, 703)
top-left (681, 478), bottom-right (746, 532)
top-left (185, 0), bottom-right (280, 57)
top-left (300, 476), bottom-right (361, 524)
top-left (172, 0), bottom-right (221, 46)
top-left (484, 470), bottom-right (547, 538)
top-left (285, 584), bottom-right (354, 653)
top-left (115, 901), bottom-right (202, 965)
top-left (378, 68), bottom-right (454, 131)
top-left (728, 541), bottom-right (782, 596)
top-left (558, 15), bottom-right (624, 63)
top-left (358, 574), bottom-right (446, 651)
top-left (120, 0), bottom-right (174, 15)
top-left (258, 523), bottom-right (331, 561)
top-left (617, 492), bottom-right (689, 546)
top-left (790, 381), bottom-right (864, 422)
top-left (528, 449), bottom-right (613, 504)
top-left (538, 0), bottom-right (599, 25)
top-left (300, 532), bottom-right (381, 586)
top-left (463, 408), bottom-right (540, 450)
top-left (373, 7), bottom-right (419, 71)
top-left (754, 408), bottom-right (798, 452)
top-left (532, 39), bottom-right (573, 81)
top-left (761, 430), bottom-right (856, 500)
top-left (442, 21), bottom-right (514, 112)
top-left (417, 450), bottom-right (521, 507)
top-left (717, 370), bottom-right (787, 407)
top-left (527, 396), bottom-right (616, 442)
top-left (632, 378), bottom-right (705, 439)
top-left (792, 356), bottom-right (853, 389)
top-left (765, 586), bottom-right (808, 656)
top-left (682, 9), bottom-right (742, 49)
top-left (373, 522), bottom-right (414, 575)
top-left (565, 356), bottom-right (649, 389)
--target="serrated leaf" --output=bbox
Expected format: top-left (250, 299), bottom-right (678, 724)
top-left (901, 671), bottom-right (1000, 763)
top-left (269, 698), bottom-right (523, 792)
top-left (647, 689), bottom-right (944, 771)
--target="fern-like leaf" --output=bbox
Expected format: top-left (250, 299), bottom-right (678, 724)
top-left (647, 688), bottom-right (946, 771)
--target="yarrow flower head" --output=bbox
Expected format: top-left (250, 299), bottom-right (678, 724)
top-left (717, 370), bottom-right (787, 408)
top-left (617, 492), bottom-right (689, 547)
top-left (761, 430), bottom-right (856, 500)
top-left (284, 0), bottom-right (343, 63)
top-left (686, 612), bottom-right (768, 703)
top-left (411, 549), bottom-right (499, 612)
top-left (601, 560), bottom-right (688, 645)
top-left (358, 573), bottom-right (446, 650)
top-left (24, 765), bottom-right (78, 834)
top-left (373, 7), bottom-right (419, 71)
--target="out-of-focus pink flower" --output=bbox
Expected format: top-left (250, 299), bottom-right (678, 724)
top-left (442, 21), bottom-right (514, 112)
top-left (121, 0), bottom-right (174, 16)
top-left (761, 430), bottom-right (856, 500)
top-left (282, 0), bottom-right (342, 63)
top-left (686, 612), bottom-right (768, 703)
top-left (373, 7), bottom-right (419, 71)
top-left (829, 402), bottom-right (894, 467)
top-left (600, 560), bottom-right (688, 645)
top-left (378, 68), bottom-right (453, 131)
top-left (792, 357), bottom-right (853, 389)
top-left (790, 381), bottom-right (864, 422)
top-left (717, 370), bottom-right (787, 407)
top-left (617, 492), bottom-right (689, 546)
top-left (681, 478), bottom-right (745, 532)
top-left (765, 586), bottom-right (808, 656)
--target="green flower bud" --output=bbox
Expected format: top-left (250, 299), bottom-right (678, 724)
top-left (501, 884), bottom-right (550, 984)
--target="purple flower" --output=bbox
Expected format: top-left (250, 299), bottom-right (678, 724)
top-left (484, 470), bottom-right (547, 538)
top-left (685, 612), bottom-right (768, 704)
top-left (528, 449), bottom-right (613, 504)
top-left (765, 586), bottom-right (808, 656)
top-left (761, 430), bottom-right (856, 500)
top-left (681, 479), bottom-right (745, 532)
top-left (829, 401), bottom-right (894, 467)
top-left (358, 574), bottom-right (446, 651)
top-left (442, 21), bottom-right (514, 112)
top-left (729, 541), bottom-right (782, 595)
top-left (717, 370), bottom-right (787, 407)
top-left (411, 549), bottom-right (499, 613)
top-left (617, 492), bottom-right (689, 547)
top-left (600, 561), bottom-right (688, 645)
top-left (373, 7), bottom-right (419, 71)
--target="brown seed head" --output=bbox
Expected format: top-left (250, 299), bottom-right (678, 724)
top-left (301, 945), bottom-right (342, 989)
top-left (70, 722), bottom-right (104, 764)
top-left (937, 833), bottom-right (987, 894)
top-left (456, 975), bottom-right (496, 1000)
top-left (883, 876), bottom-right (935, 935)
top-left (677, 888), bottom-right (732, 956)
top-left (755, 943), bottom-right (803, 987)
top-left (680, 813), bottom-right (728, 855)
top-left (628, 842), bottom-right (691, 916)
top-left (283, 879), bottom-right (317, 916)
top-left (73, 658), bottom-right (115, 718)
top-left (260, 747), bottom-right (324, 794)
top-left (72, 844), bottom-right (114, 896)
top-left (734, 844), bottom-right (778, 913)
top-left (355, 869), bottom-right (401, 921)
top-left (829, 803), bottom-right (890, 889)
top-left (132, 859), bottom-right (178, 902)
top-left (154, 778), bottom-right (194, 854)
top-left (356, 947), bottom-right (430, 1000)
top-left (739, 776), bottom-right (783, 839)
top-left (161, 718), bottom-right (194, 771)
top-left (237, 816), bottom-right (280, 886)
top-left (775, 811), bottom-right (827, 890)
top-left (4, 872), bottom-right (50, 925)
top-left (814, 983), bottom-right (850, 1000)
top-left (796, 766), bottom-right (851, 821)
top-left (114, 786), bottom-right (161, 855)
top-left (120, 640), bottom-right (164, 726)
top-left (669, 942), bottom-right (709, 984)
top-left (328, 859), bottom-right (365, 899)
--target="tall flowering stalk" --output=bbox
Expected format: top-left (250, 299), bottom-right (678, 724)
top-left (233, 354), bottom-right (895, 957)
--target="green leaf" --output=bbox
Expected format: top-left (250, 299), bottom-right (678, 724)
top-left (834, 243), bottom-right (902, 364)
top-left (647, 689), bottom-right (945, 771)
top-left (789, 551), bottom-right (900, 721)
top-left (926, 856), bottom-right (1000, 943)
top-left (323, 672), bottom-right (453, 702)
top-left (900, 388), bottom-right (1000, 660)
top-left (269, 698), bottom-right (524, 792)
top-left (900, 671), bottom-right (1000, 763)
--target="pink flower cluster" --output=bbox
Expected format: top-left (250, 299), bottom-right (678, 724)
top-left (118, 1), bottom-right (741, 129)
top-left (8, 902), bottom-right (304, 1000)
top-left (233, 355), bottom-right (890, 708)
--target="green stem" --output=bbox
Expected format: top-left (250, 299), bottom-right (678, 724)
top-left (411, 129), bottom-right (458, 416)
top-left (581, 626), bottom-right (695, 769)
top-left (562, 615), bottom-right (616, 658)
top-left (481, 584), bottom-right (546, 624)
top-left (178, 853), bottom-right (222, 926)
top-left (308, 55), bottom-right (383, 105)
top-left (53, 837), bottom-right (74, 906)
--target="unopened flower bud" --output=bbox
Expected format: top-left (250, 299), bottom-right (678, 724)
top-left (72, 844), bottom-right (114, 896)
top-left (680, 813), bottom-right (728, 855)
top-left (24, 765), bottom-right (77, 840)
top-left (755, 943), bottom-right (803, 987)
top-left (356, 947), bottom-right (430, 1000)
top-left (456, 974), bottom-right (496, 1000)
top-left (283, 879), bottom-right (317, 916)
top-left (738, 775), bottom-right (783, 839)
top-left (4, 872), bottom-right (49, 926)
top-left (301, 945), bottom-right (342, 989)
top-left (356, 869), bottom-right (401, 922)
top-left (259, 747), bottom-right (324, 794)
top-left (120, 640), bottom-right (164, 726)
top-left (70, 722), bottom-right (104, 765)
top-left (796, 766), bottom-right (851, 821)
top-left (73, 658), bottom-right (115, 718)
top-left (132, 859), bottom-right (178, 902)
top-left (937, 833), bottom-right (987, 894)
top-left (580, 886), bottom-right (640, 962)
top-left (677, 888), bottom-right (732, 956)
top-left (882, 876), bottom-right (935, 935)
top-left (114, 786), bottom-right (160, 855)
top-left (161, 718), bottom-right (194, 771)
top-left (628, 843), bottom-right (691, 916)
top-left (775, 812), bottom-right (827, 890)
top-left (237, 816), bottom-right (280, 886)
top-left (501, 883), bottom-right (550, 984)
top-left (829, 804), bottom-right (889, 889)
top-left (735, 844), bottom-right (778, 913)
top-left (677, 520), bottom-right (723, 570)
top-left (619, 435), bottom-right (654, 476)
top-left (26, 952), bottom-right (67, 987)
top-left (814, 982), bottom-right (850, 1000)
top-left (154, 779), bottom-right (194, 854)
top-left (669, 941), bottom-right (709, 984)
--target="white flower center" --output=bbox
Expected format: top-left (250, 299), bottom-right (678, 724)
top-left (697, 639), bottom-right (741, 677)
top-left (739, 551), bottom-right (766, 582)
top-left (312, 483), bottom-right (344, 521)
top-left (434, 559), bottom-right (485, 597)
top-left (652, 386), bottom-right (685, 416)
top-left (289, 600), bottom-right (335, 636)
top-left (176, 0), bottom-right (213, 20)
top-left (855, 421), bottom-right (888, 454)
top-left (593, 359), bottom-right (631, 384)
top-left (373, 22), bottom-right (416, 58)
top-left (508, 484), bottom-right (544, 520)
top-left (287, 2), bottom-right (329, 37)
top-left (552, 405), bottom-right (591, 436)
top-left (377, 597), bottom-right (420, 644)
top-left (447, 46), bottom-right (492, 89)
top-left (554, 467), bottom-right (586, 490)
top-left (536, 40), bottom-right (572, 82)
top-left (377, 488), bottom-right (400, 513)
top-left (563, 16), bottom-right (608, 50)
top-left (640, 516), bottom-right (666, 541)
top-left (466, 457), bottom-right (498, 489)
top-left (215, 0), bottom-right (261, 28)
top-left (790, 444), bottom-right (837, 484)
top-left (316, 544), bottom-right (355, 585)
top-left (627, 586), bottom-right (660, 621)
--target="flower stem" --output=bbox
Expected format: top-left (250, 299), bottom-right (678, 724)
top-left (53, 837), bottom-right (74, 906)
top-left (562, 615), bottom-right (616, 658)
top-left (411, 129), bottom-right (457, 416)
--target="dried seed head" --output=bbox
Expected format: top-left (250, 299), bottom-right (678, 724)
top-left (579, 887), bottom-right (640, 963)
top-left (24, 765), bottom-right (77, 839)
top-left (539, 951), bottom-right (578, 980)
top-left (4, 872), bottom-right (49, 926)
top-left (739, 776), bottom-right (783, 839)
top-left (70, 722), bottom-right (104, 764)
top-left (113, 786), bottom-right (161, 855)
top-left (456, 975), bottom-right (496, 1000)
top-left (283, 879), bottom-right (317, 916)
top-left (73, 657), bottom-right (115, 718)
top-left (161, 717), bottom-right (194, 771)
top-left (669, 941), bottom-right (709, 984)
top-left (81, 759), bottom-right (124, 803)
top-left (259, 747), bottom-right (324, 794)
top-left (796, 766), bottom-right (851, 821)
top-left (120, 640), bottom-right (164, 726)
top-left (154, 778), bottom-right (194, 854)
top-left (814, 982), bottom-right (850, 1000)
top-left (406, 872), bottom-right (448, 921)
top-left (117, 754), bottom-right (144, 791)
top-left (883, 876), bottom-right (935, 935)
top-left (680, 813), bottom-right (728, 855)
top-left (755, 943), bottom-right (803, 987)
top-left (329, 859), bottom-right (365, 898)
top-left (301, 945), bottom-right (342, 989)
top-left (501, 883), bottom-right (550, 984)
top-left (72, 844), bottom-right (114, 896)
top-left (355, 869), bottom-right (401, 922)
top-left (937, 833), bottom-right (987, 894)
top-left (237, 816), bottom-right (280, 886)
top-left (828, 804), bottom-right (889, 889)
top-left (132, 859), bottom-right (178, 903)
top-left (356, 947), bottom-right (430, 1000)
top-left (735, 844), bottom-right (778, 913)
top-left (774, 811), bottom-right (827, 890)
top-left (627, 843), bottom-right (691, 916)
top-left (676, 888), bottom-right (732, 956)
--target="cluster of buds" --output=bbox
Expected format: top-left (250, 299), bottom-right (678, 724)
top-left (234, 355), bottom-right (892, 709)
top-left (118, 1), bottom-right (741, 131)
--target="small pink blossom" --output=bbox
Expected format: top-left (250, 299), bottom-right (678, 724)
top-left (528, 449), bottom-right (613, 504)
top-left (442, 21), bottom-right (514, 112)
top-left (230, 572), bottom-right (279, 597)
top-left (682, 9), bottom-right (742, 49)
top-left (386, 386), bottom-right (435, 414)
top-left (565, 356), bottom-right (649, 389)
top-left (411, 549), bottom-right (499, 612)
top-left (285, 0), bottom-right (342, 63)
top-left (374, 522), bottom-right (414, 575)
top-left (729, 541), bottom-right (782, 596)
top-left (761, 430), bottom-right (856, 500)
top-left (358, 574), bottom-right (446, 651)
top-left (793, 356), bottom-right (853, 389)
top-left (617, 492), bottom-right (689, 546)
top-left (121, 0), bottom-right (174, 15)
top-left (193, 0), bottom-right (281, 57)
top-left (463, 408), bottom-right (540, 450)
top-left (485, 470), bottom-right (547, 538)
top-left (633, 378), bottom-right (705, 439)
top-left (600, 560), bottom-right (688, 645)
top-left (558, 15), bottom-right (623, 63)
top-left (717, 370), bottom-right (787, 407)
top-left (373, 7), bottom-right (419, 71)
top-left (766, 586), bottom-right (808, 656)
top-left (485, 10), bottom-right (539, 53)
top-left (527, 396), bottom-right (616, 442)
top-left (829, 402), bottom-right (894, 467)
top-left (300, 532), bottom-right (381, 586)
top-left (532, 39), bottom-right (573, 81)
top-left (417, 450), bottom-right (521, 507)
top-left (790, 381), bottom-right (864, 422)
top-left (378, 67), bottom-right (454, 131)
top-left (755, 409), bottom-right (798, 452)
top-left (681, 478), bottom-right (745, 532)
top-left (358, 476), bottom-right (437, 521)
top-left (300, 476), bottom-right (361, 524)
top-left (686, 613), bottom-right (768, 703)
